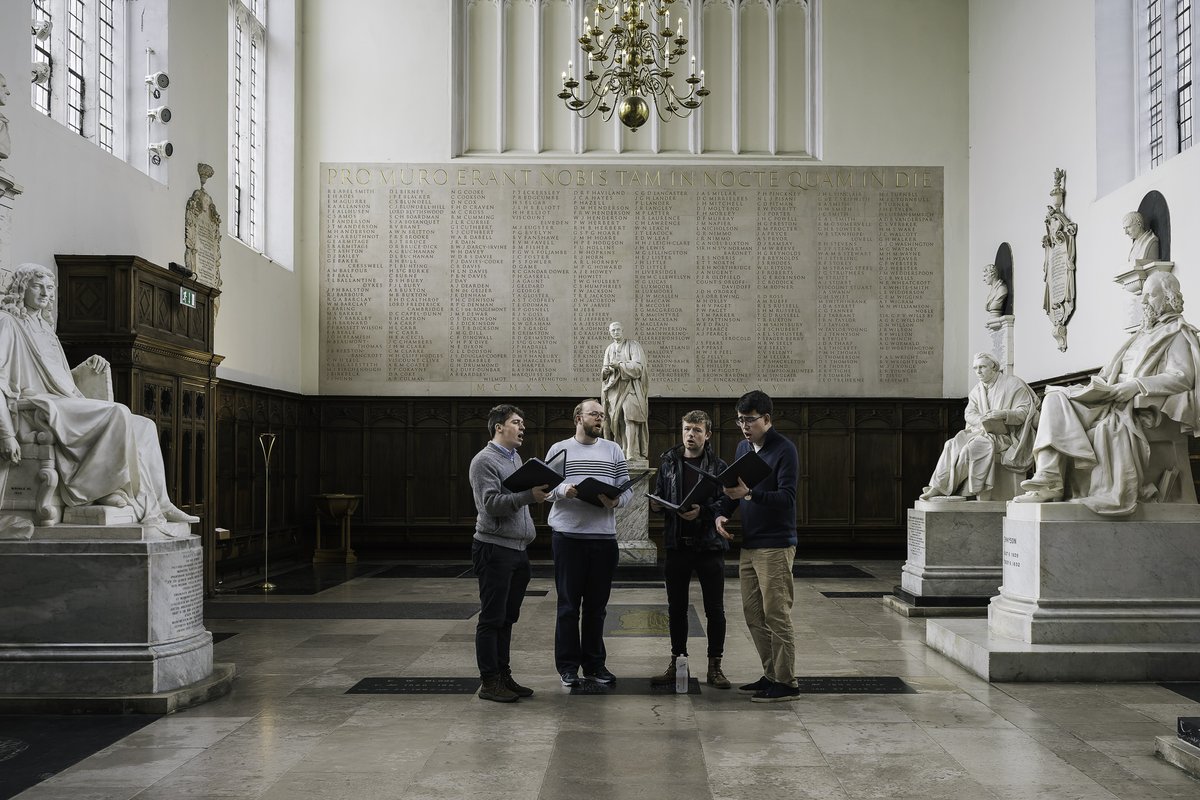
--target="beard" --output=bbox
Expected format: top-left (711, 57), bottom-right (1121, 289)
top-left (1142, 299), bottom-right (1165, 327)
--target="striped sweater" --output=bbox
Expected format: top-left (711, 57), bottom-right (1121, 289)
top-left (545, 436), bottom-right (631, 538)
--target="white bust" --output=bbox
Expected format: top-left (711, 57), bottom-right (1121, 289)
top-left (1123, 211), bottom-right (1160, 267)
top-left (983, 263), bottom-right (1008, 318)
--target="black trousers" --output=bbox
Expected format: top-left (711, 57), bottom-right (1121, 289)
top-left (664, 548), bottom-right (727, 659)
top-left (552, 532), bottom-right (619, 672)
top-left (471, 540), bottom-right (531, 679)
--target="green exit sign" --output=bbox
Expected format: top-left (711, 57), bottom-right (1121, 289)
top-left (179, 287), bottom-right (196, 308)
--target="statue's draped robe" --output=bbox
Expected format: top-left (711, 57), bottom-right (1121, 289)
top-left (927, 373), bottom-right (1038, 498)
top-left (0, 311), bottom-right (170, 525)
top-left (1035, 312), bottom-right (1200, 515)
top-left (601, 339), bottom-right (649, 456)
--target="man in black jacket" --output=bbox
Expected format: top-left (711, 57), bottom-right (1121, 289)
top-left (649, 410), bottom-right (731, 689)
top-left (716, 390), bottom-right (800, 703)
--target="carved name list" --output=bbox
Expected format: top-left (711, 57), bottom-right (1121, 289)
top-left (320, 163), bottom-right (944, 397)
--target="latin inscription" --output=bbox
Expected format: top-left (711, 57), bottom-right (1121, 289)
top-left (320, 163), bottom-right (944, 396)
top-left (908, 512), bottom-right (926, 562)
top-left (165, 549), bottom-right (205, 634)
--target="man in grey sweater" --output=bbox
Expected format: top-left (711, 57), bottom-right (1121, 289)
top-left (469, 404), bottom-right (551, 702)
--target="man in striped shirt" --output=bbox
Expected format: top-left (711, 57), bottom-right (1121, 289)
top-left (545, 398), bottom-right (632, 687)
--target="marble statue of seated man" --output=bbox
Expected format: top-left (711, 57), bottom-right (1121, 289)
top-left (0, 263), bottom-right (198, 528)
top-left (1014, 271), bottom-right (1200, 515)
top-left (920, 353), bottom-right (1038, 501)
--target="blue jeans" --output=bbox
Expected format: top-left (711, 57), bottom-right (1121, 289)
top-left (471, 540), bottom-right (531, 679)
top-left (552, 532), bottom-right (618, 673)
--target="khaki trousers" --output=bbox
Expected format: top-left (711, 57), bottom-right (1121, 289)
top-left (739, 546), bottom-right (797, 687)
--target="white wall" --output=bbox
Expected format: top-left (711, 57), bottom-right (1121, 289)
top-left (0, 1), bottom-right (302, 393)
top-left (969, 0), bottom-right (1200, 385)
top-left (299, 0), bottom-right (971, 397)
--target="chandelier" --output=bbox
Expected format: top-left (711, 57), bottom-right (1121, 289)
top-left (558, 0), bottom-right (710, 130)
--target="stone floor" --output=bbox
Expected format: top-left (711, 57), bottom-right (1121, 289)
top-left (11, 559), bottom-right (1200, 800)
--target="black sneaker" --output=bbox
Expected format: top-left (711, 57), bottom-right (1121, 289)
top-left (583, 667), bottom-right (617, 685)
top-left (751, 682), bottom-right (801, 703)
top-left (559, 669), bottom-right (580, 687)
top-left (738, 676), bottom-right (772, 693)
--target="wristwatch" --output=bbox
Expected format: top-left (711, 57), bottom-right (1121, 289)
top-left (745, 490), bottom-right (753, 502)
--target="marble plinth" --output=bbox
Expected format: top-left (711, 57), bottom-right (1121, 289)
top-left (991, 503), bottom-right (1200, 644)
top-left (616, 470), bottom-right (656, 565)
top-left (926, 618), bottom-right (1200, 681)
top-left (1155, 735), bottom-right (1200, 780)
top-left (0, 532), bottom-right (214, 695)
top-left (899, 501), bottom-right (1005, 598)
top-left (925, 502), bottom-right (1200, 681)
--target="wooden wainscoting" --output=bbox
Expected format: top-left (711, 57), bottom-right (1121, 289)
top-left (209, 388), bottom-right (964, 572)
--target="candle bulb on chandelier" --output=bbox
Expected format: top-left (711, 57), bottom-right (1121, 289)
top-left (583, 15), bottom-right (589, 34)
top-left (568, 60), bottom-right (574, 79)
top-left (700, 69), bottom-right (705, 87)
top-left (690, 55), bottom-right (696, 74)
top-left (678, 16), bottom-right (683, 36)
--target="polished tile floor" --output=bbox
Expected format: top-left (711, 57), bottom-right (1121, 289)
top-left (13, 560), bottom-right (1200, 800)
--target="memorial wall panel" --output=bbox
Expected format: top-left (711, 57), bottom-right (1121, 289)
top-left (320, 163), bottom-right (944, 397)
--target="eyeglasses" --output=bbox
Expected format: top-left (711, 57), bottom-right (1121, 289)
top-left (735, 415), bottom-right (764, 427)
top-left (583, 411), bottom-right (606, 420)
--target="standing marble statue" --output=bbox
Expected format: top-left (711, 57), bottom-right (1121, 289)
top-left (920, 353), bottom-right (1038, 501)
top-left (601, 321), bottom-right (649, 463)
top-left (1123, 211), bottom-right (1160, 267)
top-left (0, 264), bottom-right (197, 527)
top-left (983, 263), bottom-right (1008, 318)
top-left (1015, 271), bottom-right (1200, 514)
top-left (0, 72), bottom-right (11, 160)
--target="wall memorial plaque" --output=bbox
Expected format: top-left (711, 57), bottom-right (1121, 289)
top-left (184, 163), bottom-right (223, 298)
top-left (319, 163), bottom-right (944, 397)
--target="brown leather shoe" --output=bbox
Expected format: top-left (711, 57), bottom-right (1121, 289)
top-left (650, 656), bottom-right (678, 686)
top-left (707, 657), bottom-right (731, 689)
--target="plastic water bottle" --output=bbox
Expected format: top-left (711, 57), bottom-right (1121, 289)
top-left (675, 654), bottom-right (689, 694)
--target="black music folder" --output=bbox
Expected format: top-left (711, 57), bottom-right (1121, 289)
top-left (575, 470), bottom-right (650, 507)
top-left (686, 450), bottom-right (772, 489)
top-left (648, 473), bottom-right (721, 512)
top-left (501, 449), bottom-right (567, 493)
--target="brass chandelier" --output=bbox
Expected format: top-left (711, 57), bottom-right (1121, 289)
top-left (558, 0), bottom-right (710, 130)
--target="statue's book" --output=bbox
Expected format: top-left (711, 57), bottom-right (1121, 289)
top-left (575, 471), bottom-right (650, 507)
top-left (980, 417), bottom-right (1009, 435)
top-left (501, 449), bottom-right (567, 493)
top-left (686, 450), bottom-right (772, 489)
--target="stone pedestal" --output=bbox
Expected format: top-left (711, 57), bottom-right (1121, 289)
top-left (926, 502), bottom-right (1200, 681)
top-left (984, 314), bottom-right (1014, 376)
top-left (616, 468), bottom-right (656, 565)
top-left (885, 501), bottom-right (1004, 618)
top-left (0, 530), bottom-right (215, 695)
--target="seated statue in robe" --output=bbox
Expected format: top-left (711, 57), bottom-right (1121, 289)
top-left (1015, 271), bottom-right (1200, 515)
top-left (0, 263), bottom-right (198, 527)
top-left (920, 353), bottom-right (1038, 501)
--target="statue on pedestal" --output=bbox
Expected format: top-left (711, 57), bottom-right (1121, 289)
top-left (601, 321), bottom-right (649, 464)
top-left (1015, 271), bottom-right (1200, 515)
top-left (983, 263), bottom-right (1008, 318)
top-left (1123, 211), bottom-right (1160, 267)
top-left (920, 353), bottom-right (1038, 501)
top-left (0, 264), bottom-right (197, 529)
